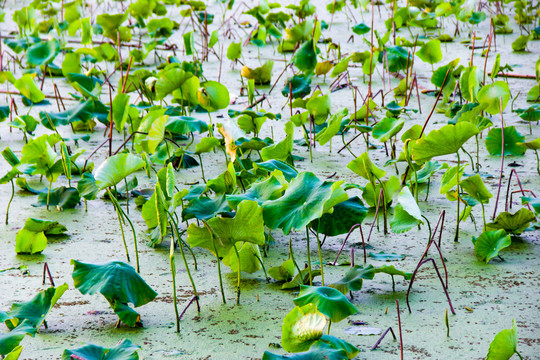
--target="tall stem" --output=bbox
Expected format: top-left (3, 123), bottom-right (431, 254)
top-left (5, 179), bottom-right (14, 225)
top-left (108, 189), bottom-right (131, 263)
top-left (232, 244), bottom-right (241, 305)
top-left (454, 151), bottom-right (461, 242)
top-left (315, 230), bottom-right (324, 286)
top-left (305, 227), bottom-right (312, 285)
top-left (204, 221), bottom-right (226, 304)
top-left (170, 237), bottom-right (180, 333)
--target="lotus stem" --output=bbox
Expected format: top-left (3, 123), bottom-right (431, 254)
top-left (46, 178), bottom-right (52, 211)
top-left (315, 231), bottom-right (324, 286)
top-left (170, 216), bottom-right (200, 312)
top-left (396, 300), bottom-right (403, 360)
top-left (205, 221), bottom-right (226, 304)
top-left (492, 99), bottom-right (505, 220)
top-left (178, 295), bottom-right (198, 323)
top-left (454, 151), bottom-right (461, 242)
top-left (42, 262), bottom-right (55, 287)
top-left (232, 243), bottom-right (241, 305)
top-left (371, 327), bottom-right (396, 350)
top-left (107, 189), bottom-right (131, 264)
top-left (333, 223), bottom-right (366, 265)
top-left (111, 191), bottom-right (139, 272)
top-left (289, 237), bottom-right (303, 280)
top-left (254, 252), bottom-right (269, 283)
top-left (504, 169), bottom-right (532, 213)
top-left (170, 238), bottom-right (180, 333)
top-left (5, 179), bottom-right (14, 225)
top-left (305, 227), bottom-right (313, 286)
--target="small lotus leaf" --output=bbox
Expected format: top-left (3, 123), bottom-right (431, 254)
top-left (61, 339), bottom-right (140, 360)
top-left (472, 229), bottom-right (511, 264)
top-left (281, 304), bottom-right (326, 352)
top-left (95, 153), bottom-right (144, 190)
top-left (486, 320), bottom-right (518, 360)
top-left (293, 286), bottom-right (358, 322)
top-left (485, 126), bottom-right (526, 156)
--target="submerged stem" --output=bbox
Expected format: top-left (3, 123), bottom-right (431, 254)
top-left (5, 179), bottom-right (14, 225)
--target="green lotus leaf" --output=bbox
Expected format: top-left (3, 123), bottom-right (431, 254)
top-left (352, 23), bottom-right (370, 35)
top-left (515, 104), bottom-right (540, 122)
top-left (309, 197), bottom-right (368, 237)
top-left (166, 116), bottom-right (208, 135)
top-left (293, 286), bottom-right (358, 322)
top-left (316, 335), bottom-right (359, 359)
top-left (521, 196), bottom-right (540, 215)
top-left (390, 186), bottom-right (423, 233)
top-left (14, 229), bottom-right (48, 254)
top-left (241, 60), bottom-right (274, 85)
top-left (140, 114), bottom-right (167, 154)
top-left (0, 322), bottom-right (36, 356)
top-left (330, 56), bottom-right (350, 78)
top-left (411, 122), bottom-right (479, 162)
top-left (282, 269), bottom-right (322, 290)
top-left (526, 85), bottom-right (539, 102)
top-left (511, 34), bottom-right (531, 52)
top-left (407, 161), bottom-right (447, 185)
top-left (416, 39), bottom-right (442, 65)
top-left (186, 200), bottom-right (265, 256)
top-left (347, 152), bottom-right (386, 183)
top-left (282, 75), bottom-right (312, 99)
top-left (194, 136), bottom-right (220, 154)
top-left (316, 108), bottom-right (348, 145)
top-left (268, 259), bottom-right (295, 282)
top-left (65, 73), bottom-right (103, 100)
top-left (486, 208), bottom-right (536, 235)
top-left (26, 39), bottom-right (59, 66)
top-left (294, 40), bottom-right (317, 73)
top-left (254, 160), bottom-right (298, 181)
top-left (486, 320), bottom-right (518, 360)
top-left (222, 242), bottom-right (263, 273)
top-left (472, 229), bottom-right (511, 264)
top-left (95, 153), bottom-right (144, 190)
top-left (96, 13), bottom-right (131, 41)
top-left (373, 117), bottom-right (405, 143)
top-left (197, 81), bottom-right (230, 112)
top-left (460, 174), bottom-right (492, 204)
top-left (439, 164), bottom-right (467, 194)
top-left (328, 265), bottom-right (376, 294)
top-left (3, 345), bottom-right (22, 360)
top-left (155, 67), bottom-right (199, 104)
top-left (385, 46), bottom-right (411, 73)
top-left (14, 75), bottom-right (45, 103)
top-left (262, 172), bottom-right (348, 235)
top-left (61, 339), bottom-right (140, 360)
top-left (477, 81), bottom-right (511, 115)
top-left (39, 100), bottom-right (94, 130)
top-left (261, 122), bottom-right (294, 163)
top-left (369, 251), bottom-right (405, 261)
top-left (77, 172), bottom-right (98, 201)
top-left (227, 175), bottom-right (285, 209)
top-left (459, 66), bottom-right (480, 102)
top-left (20, 134), bottom-right (60, 180)
top-left (226, 42), bottom-right (242, 61)
top-left (262, 346), bottom-right (348, 360)
top-left (362, 176), bottom-right (400, 207)
top-left (36, 186), bottom-right (80, 209)
top-left (282, 304), bottom-right (327, 352)
top-left (235, 137), bottom-right (273, 151)
top-left (5, 284), bottom-right (68, 330)
top-left (485, 126), bottom-right (526, 156)
top-left (306, 94), bottom-right (331, 125)
top-left (21, 218), bottom-right (67, 235)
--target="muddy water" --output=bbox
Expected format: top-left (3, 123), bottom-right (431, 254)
top-left (0, 0), bottom-right (539, 359)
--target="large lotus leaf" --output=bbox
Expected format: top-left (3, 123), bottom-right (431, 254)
top-left (140, 114), bottom-right (167, 154)
top-left (485, 127), bottom-right (526, 156)
top-left (66, 73), bottom-right (103, 100)
top-left (13, 74), bottom-right (44, 103)
top-left (472, 229), bottom-right (511, 264)
top-left (306, 94), bottom-right (331, 125)
top-left (39, 100), bottom-right (94, 130)
top-left (328, 265), bottom-right (377, 294)
top-left (5, 284), bottom-right (68, 330)
top-left (254, 160), bottom-right (298, 181)
top-left (282, 75), bottom-right (312, 99)
top-left (315, 108), bottom-right (348, 145)
top-left (372, 117), bottom-right (405, 143)
top-left (197, 81), bottom-right (230, 112)
top-left (26, 40), bottom-right (59, 66)
top-left (439, 164), bottom-right (467, 194)
top-left (477, 81), bottom-right (511, 115)
top-left (262, 172), bottom-right (348, 235)
top-left (95, 153), bottom-right (144, 190)
top-left (77, 172), bottom-right (99, 201)
top-left (166, 116), bottom-right (208, 135)
top-left (282, 304), bottom-right (326, 353)
top-left (261, 122), bottom-right (294, 163)
top-left (3, 345), bottom-right (22, 360)
top-left (347, 152), bottom-right (386, 183)
top-left (61, 339), bottom-right (140, 360)
top-left (155, 68), bottom-right (198, 102)
top-left (71, 260), bottom-right (157, 307)
top-left (268, 259), bottom-right (296, 282)
top-left (362, 176), bottom-right (401, 207)
top-left (460, 174), bottom-right (492, 204)
top-left (22, 218), bottom-right (67, 235)
top-left (385, 46), bottom-right (411, 73)
top-left (241, 60), bottom-right (274, 85)
top-left (411, 123), bottom-right (479, 162)
top-left (222, 242), bottom-right (263, 273)
top-left (390, 186), bottom-right (423, 233)
top-left (96, 13), bottom-right (130, 41)
top-left (262, 346), bottom-right (348, 360)
top-left (309, 197), bottom-right (368, 236)
top-left (36, 186), bottom-right (80, 209)
top-left (0, 322), bottom-right (36, 356)
top-left (293, 286), bottom-right (358, 322)
top-left (294, 40), bottom-right (317, 73)
top-left (486, 320), bottom-right (518, 360)
top-left (227, 175), bottom-right (285, 209)
top-left (186, 200), bottom-right (266, 256)
top-left (416, 39), bottom-right (442, 65)
top-left (15, 229), bottom-right (47, 254)
top-left (486, 208), bottom-right (536, 235)
top-left (182, 194), bottom-right (232, 221)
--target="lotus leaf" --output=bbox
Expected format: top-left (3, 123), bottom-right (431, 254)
top-left (293, 286), bottom-right (358, 322)
top-left (309, 197), bottom-right (368, 236)
top-left (486, 208), bottom-right (536, 235)
top-left (477, 81), bottom-right (511, 115)
top-left (95, 153), bottom-right (144, 190)
top-left (411, 123), bottom-right (479, 162)
top-left (281, 304), bottom-right (326, 352)
top-left (486, 320), bottom-right (518, 360)
top-left (485, 126), bottom-right (526, 156)
top-left (61, 339), bottom-right (140, 360)
top-left (390, 186), bottom-right (423, 233)
top-left (472, 229), bottom-right (511, 264)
